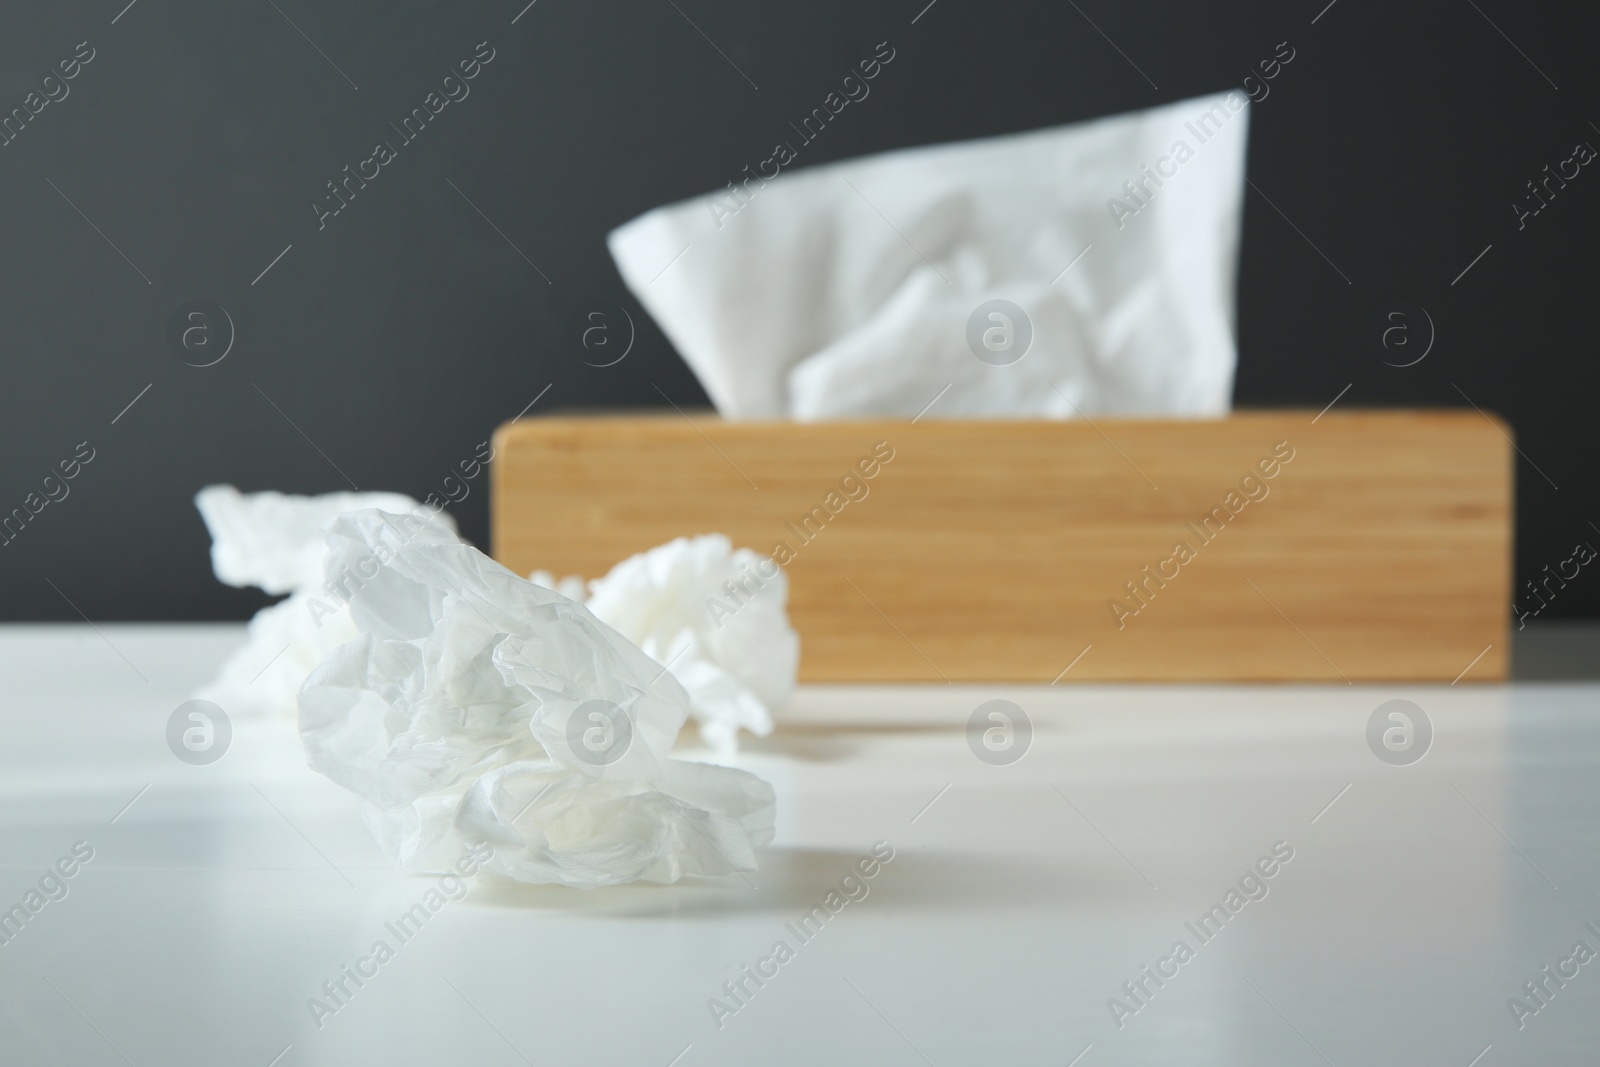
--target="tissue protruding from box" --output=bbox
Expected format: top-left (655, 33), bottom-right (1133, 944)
top-left (610, 92), bottom-right (1249, 420)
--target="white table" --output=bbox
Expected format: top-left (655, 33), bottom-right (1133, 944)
top-left (1, 625), bottom-right (1596, 1065)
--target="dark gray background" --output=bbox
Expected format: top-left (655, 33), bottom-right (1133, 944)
top-left (1, 0), bottom-right (1595, 622)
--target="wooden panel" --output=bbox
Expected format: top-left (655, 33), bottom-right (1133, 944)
top-left (491, 412), bottom-right (1511, 682)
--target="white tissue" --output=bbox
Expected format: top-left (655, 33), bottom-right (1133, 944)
top-left (196, 485), bottom-right (439, 594)
top-left (299, 510), bottom-right (776, 887)
top-left (609, 92), bottom-right (1249, 420)
top-left (538, 535), bottom-right (799, 755)
top-left (194, 591), bottom-right (359, 718)
top-left (195, 486), bottom-right (799, 751)
top-left (192, 485), bottom-right (455, 717)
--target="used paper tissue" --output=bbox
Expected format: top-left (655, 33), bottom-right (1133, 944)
top-left (608, 92), bottom-right (1250, 419)
top-left (194, 485), bottom-right (456, 718)
top-left (299, 511), bottom-right (775, 887)
top-left (535, 534), bottom-right (798, 755)
top-left (196, 487), bottom-right (796, 754)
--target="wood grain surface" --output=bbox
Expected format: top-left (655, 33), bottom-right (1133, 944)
top-left (491, 412), bottom-right (1511, 682)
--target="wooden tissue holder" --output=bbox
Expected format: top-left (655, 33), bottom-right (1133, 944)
top-left (491, 411), bottom-right (1511, 683)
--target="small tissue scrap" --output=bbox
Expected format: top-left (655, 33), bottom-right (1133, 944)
top-left (193, 486), bottom-right (456, 718)
top-left (300, 510), bottom-right (776, 887)
top-left (533, 534), bottom-right (799, 755)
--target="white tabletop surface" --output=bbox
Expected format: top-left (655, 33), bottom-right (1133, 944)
top-left (1, 624), bottom-right (1596, 1066)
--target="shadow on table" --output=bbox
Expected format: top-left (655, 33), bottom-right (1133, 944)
top-left (466, 845), bottom-right (1131, 919)
top-left (741, 722), bottom-right (958, 762)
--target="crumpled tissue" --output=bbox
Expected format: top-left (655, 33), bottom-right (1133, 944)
top-left (299, 510), bottom-right (776, 887)
top-left (533, 534), bottom-right (798, 755)
top-left (193, 485), bottom-right (456, 718)
top-left (609, 92), bottom-right (1249, 420)
top-left (195, 488), bottom-right (796, 754)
